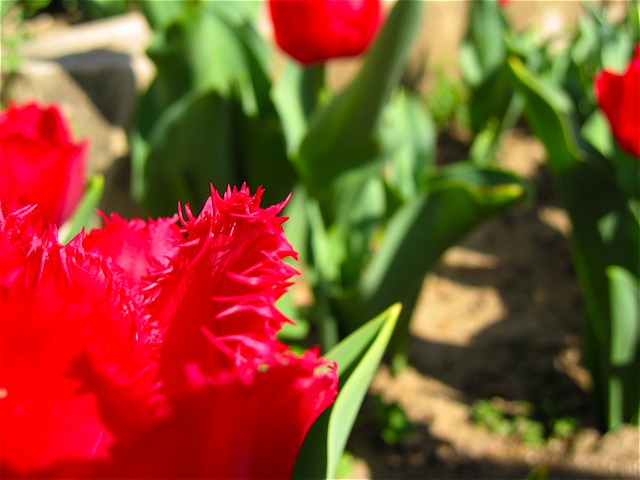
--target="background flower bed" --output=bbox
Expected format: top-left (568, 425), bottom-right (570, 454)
top-left (2, 2), bottom-right (638, 478)
top-left (345, 127), bottom-right (639, 479)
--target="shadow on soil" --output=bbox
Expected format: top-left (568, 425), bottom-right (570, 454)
top-left (346, 419), bottom-right (614, 479)
top-left (406, 187), bottom-right (596, 424)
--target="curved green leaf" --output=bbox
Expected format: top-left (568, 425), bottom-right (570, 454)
top-left (293, 304), bottom-right (400, 480)
top-left (607, 266), bottom-right (640, 428)
top-left (358, 164), bottom-right (528, 318)
top-left (508, 57), bottom-right (583, 173)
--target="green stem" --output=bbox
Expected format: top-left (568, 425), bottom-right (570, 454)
top-left (301, 63), bottom-right (326, 120)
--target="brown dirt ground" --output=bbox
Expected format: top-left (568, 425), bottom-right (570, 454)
top-left (341, 129), bottom-right (640, 479)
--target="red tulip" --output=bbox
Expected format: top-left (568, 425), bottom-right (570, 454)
top-left (594, 44), bottom-right (640, 158)
top-left (0, 185), bottom-right (338, 479)
top-left (0, 102), bottom-right (87, 225)
top-left (268, 0), bottom-right (381, 65)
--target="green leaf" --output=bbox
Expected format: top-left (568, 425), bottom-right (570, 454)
top-left (146, 7), bottom-right (248, 110)
top-left (141, 89), bottom-right (238, 215)
top-left (74, 0), bottom-right (129, 20)
top-left (608, 266), bottom-right (640, 367)
top-left (235, 102), bottom-right (296, 209)
top-left (22, 0), bottom-right (51, 16)
top-left (306, 199), bottom-right (345, 286)
top-left (202, 0), bottom-right (263, 25)
top-left (326, 164), bottom-right (527, 368)
top-left (461, 0), bottom-right (507, 84)
top-left (459, 0), bottom-right (512, 135)
top-left (606, 266), bottom-right (640, 428)
top-left (140, 1), bottom-right (271, 116)
top-left (295, 0), bottom-right (425, 193)
top-left (326, 304), bottom-right (399, 381)
top-left (357, 164), bottom-right (528, 319)
top-left (282, 184), bottom-right (311, 265)
top-left (60, 175), bottom-right (104, 244)
top-left (272, 60), bottom-right (324, 155)
top-left (581, 110), bottom-right (615, 159)
top-left (509, 52), bottom-right (639, 320)
top-left (275, 291), bottom-right (310, 342)
top-left (508, 57), bottom-right (583, 173)
top-left (468, 62), bottom-right (514, 134)
top-left (138, 0), bottom-right (185, 30)
top-left (292, 304), bottom-right (400, 480)
top-left (132, 3), bottom-right (279, 212)
top-left (137, 87), bottom-right (290, 217)
top-left (272, 61), bottom-right (308, 155)
top-left (381, 89), bottom-right (437, 200)
top-left (321, 167), bottom-right (387, 288)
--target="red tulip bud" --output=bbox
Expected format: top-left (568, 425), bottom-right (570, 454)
top-left (594, 44), bottom-right (640, 158)
top-left (269, 0), bottom-right (382, 65)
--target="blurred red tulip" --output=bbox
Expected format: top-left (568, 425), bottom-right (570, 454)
top-left (269, 0), bottom-right (381, 65)
top-left (0, 102), bottom-right (87, 225)
top-left (594, 44), bottom-right (640, 158)
top-left (0, 185), bottom-right (337, 479)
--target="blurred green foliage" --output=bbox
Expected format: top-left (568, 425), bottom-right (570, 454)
top-left (128, 0), bottom-right (528, 375)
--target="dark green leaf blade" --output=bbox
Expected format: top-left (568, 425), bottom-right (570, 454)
top-left (292, 304), bottom-right (400, 480)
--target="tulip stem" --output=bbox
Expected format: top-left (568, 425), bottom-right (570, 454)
top-left (301, 63), bottom-right (326, 120)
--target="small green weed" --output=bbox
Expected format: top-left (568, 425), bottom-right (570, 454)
top-left (373, 395), bottom-right (414, 445)
top-left (470, 398), bottom-right (579, 446)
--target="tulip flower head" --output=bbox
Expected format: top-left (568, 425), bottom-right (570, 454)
top-left (268, 0), bottom-right (381, 65)
top-left (0, 185), bottom-right (338, 479)
top-left (594, 44), bottom-right (640, 158)
top-left (0, 102), bottom-right (87, 225)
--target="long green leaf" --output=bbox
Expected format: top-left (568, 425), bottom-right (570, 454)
top-left (607, 266), bottom-right (640, 428)
top-left (295, 0), bottom-right (425, 193)
top-left (381, 89), bottom-right (437, 200)
top-left (461, 0), bottom-right (507, 84)
top-left (144, 3), bottom-right (269, 114)
top-left (139, 0), bottom-right (185, 30)
top-left (131, 2), bottom-right (277, 210)
top-left (358, 164), bottom-right (528, 318)
top-left (461, 0), bottom-right (513, 131)
top-left (292, 304), bottom-right (400, 480)
top-left (272, 61), bottom-right (320, 155)
top-left (508, 57), bottom-right (583, 173)
top-left (141, 89), bottom-right (237, 215)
